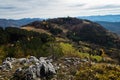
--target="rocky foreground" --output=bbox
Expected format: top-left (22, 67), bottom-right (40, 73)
top-left (0, 56), bottom-right (120, 80)
top-left (0, 56), bottom-right (57, 80)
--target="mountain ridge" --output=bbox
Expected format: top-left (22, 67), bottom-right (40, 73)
top-left (0, 18), bottom-right (42, 27)
top-left (22, 17), bottom-right (120, 48)
top-left (0, 15), bottom-right (120, 35)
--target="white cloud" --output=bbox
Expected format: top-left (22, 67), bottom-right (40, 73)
top-left (0, 0), bottom-right (120, 19)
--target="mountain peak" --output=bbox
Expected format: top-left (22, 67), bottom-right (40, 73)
top-left (22, 17), bottom-right (120, 48)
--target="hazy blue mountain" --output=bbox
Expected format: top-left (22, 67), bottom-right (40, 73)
top-left (78, 15), bottom-right (120, 35)
top-left (78, 15), bottom-right (120, 22)
top-left (96, 21), bottom-right (120, 35)
top-left (0, 18), bottom-right (43, 28)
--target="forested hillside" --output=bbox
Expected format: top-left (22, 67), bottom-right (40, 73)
top-left (22, 17), bottom-right (120, 63)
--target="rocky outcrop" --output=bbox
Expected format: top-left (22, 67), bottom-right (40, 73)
top-left (0, 56), bottom-right (56, 80)
top-left (0, 57), bottom-right (16, 71)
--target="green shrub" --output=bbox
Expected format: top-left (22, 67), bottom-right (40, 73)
top-left (75, 64), bottom-right (120, 80)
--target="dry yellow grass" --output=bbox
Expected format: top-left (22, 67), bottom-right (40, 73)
top-left (21, 26), bottom-right (51, 35)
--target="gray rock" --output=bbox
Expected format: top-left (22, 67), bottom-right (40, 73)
top-left (39, 57), bottom-right (47, 63)
top-left (81, 59), bottom-right (88, 62)
top-left (47, 62), bottom-right (56, 74)
top-left (4, 57), bottom-right (16, 63)
top-left (13, 57), bottom-right (56, 80)
top-left (17, 58), bottom-right (29, 65)
top-left (1, 61), bottom-right (13, 70)
top-left (28, 56), bottom-right (39, 63)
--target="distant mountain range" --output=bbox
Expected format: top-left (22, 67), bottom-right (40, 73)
top-left (96, 21), bottom-right (120, 35)
top-left (0, 15), bottom-right (120, 35)
top-left (78, 15), bottom-right (120, 22)
top-left (78, 15), bottom-right (120, 35)
top-left (0, 18), bottom-right (42, 28)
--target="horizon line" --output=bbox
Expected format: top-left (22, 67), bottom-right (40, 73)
top-left (0, 14), bottom-right (120, 20)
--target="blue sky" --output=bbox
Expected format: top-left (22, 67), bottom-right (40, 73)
top-left (0, 0), bottom-right (120, 19)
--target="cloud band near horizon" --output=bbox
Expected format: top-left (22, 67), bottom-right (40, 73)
top-left (0, 0), bottom-right (120, 19)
